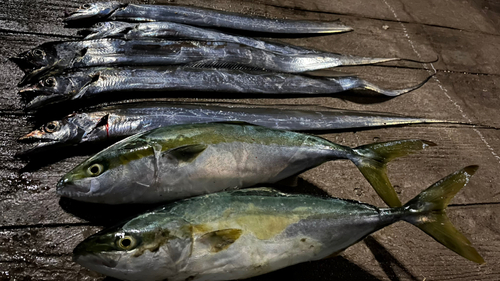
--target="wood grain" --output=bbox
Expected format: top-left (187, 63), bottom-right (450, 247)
top-left (0, 0), bottom-right (499, 280)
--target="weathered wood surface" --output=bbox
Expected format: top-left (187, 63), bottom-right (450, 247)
top-left (1, 0), bottom-right (499, 280)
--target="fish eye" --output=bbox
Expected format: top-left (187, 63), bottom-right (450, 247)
top-left (33, 49), bottom-right (44, 58)
top-left (87, 163), bottom-right (104, 177)
top-left (82, 3), bottom-right (92, 9)
top-left (117, 236), bottom-right (137, 250)
top-left (43, 77), bottom-right (56, 87)
top-left (44, 121), bottom-right (60, 133)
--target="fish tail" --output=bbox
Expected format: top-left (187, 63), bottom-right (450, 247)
top-left (354, 75), bottom-right (433, 97)
top-left (401, 166), bottom-right (484, 264)
top-left (352, 139), bottom-right (436, 207)
top-left (339, 56), bottom-right (400, 66)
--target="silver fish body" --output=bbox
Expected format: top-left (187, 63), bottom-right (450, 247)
top-left (73, 168), bottom-right (484, 280)
top-left (12, 38), bottom-right (405, 86)
top-left (19, 102), bottom-right (451, 155)
top-left (65, 2), bottom-right (353, 34)
top-left (19, 66), bottom-right (431, 109)
top-left (56, 123), bottom-right (434, 207)
top-left (83, 21), bottom-right (316, 55)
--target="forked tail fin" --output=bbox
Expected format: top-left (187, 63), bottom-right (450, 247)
top-left (402, 166), bottom-right (484, 264)
top-left (352, 139), bottom-right (436, 208)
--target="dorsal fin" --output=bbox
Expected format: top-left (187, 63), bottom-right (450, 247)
top-left (186, 60), bottom-right (266, 71)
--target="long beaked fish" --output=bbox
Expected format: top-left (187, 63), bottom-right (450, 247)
top-left (64, 2), bottom-right (353, 34)
top-left (19, 66), bottom-right (431, 109)
top-left (56, 122), bottom-right (435, 207)
top-left (73, 167), bottom-right (484, 281)
top-left (10, 38), bottom-right (411, 86)
top-left (18, 102), bottom-right (457, 155)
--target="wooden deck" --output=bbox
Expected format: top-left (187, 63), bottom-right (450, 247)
top-left (1, 0), bottom-right (499, 280)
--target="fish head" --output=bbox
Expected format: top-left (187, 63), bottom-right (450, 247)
top-left (73, 214), bottom-right (192, 280)
top-left (83, 21), bottom-right (134, 39)
top-left (64, 2), bottom-right (124, 22)
top-left (20, 73), bottom-right (94, 109)
top-left (19, 116), bottom-right (84, 145)
top-left (56, 135), bottom-right (155, 203)
top-left (10, 43), bottom-right (58, 74)
top-left (18, 112), bottom-right (109, 155)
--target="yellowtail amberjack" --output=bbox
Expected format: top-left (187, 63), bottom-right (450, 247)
top-left (73, 166), bottom-right (484, 281)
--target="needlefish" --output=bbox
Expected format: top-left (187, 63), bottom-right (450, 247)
top-left (19, 102), bottom-right (455, 155)
top-left (10, 38), bottom-right (418, 86)
top-left (73, 167), bottom-right (484, 281)
top-left (57, 122), bottom-right (435, 207)
top-left (19, 66), bottom-right (431, 109)
top-left (64, 2), bottom-right (353, 35)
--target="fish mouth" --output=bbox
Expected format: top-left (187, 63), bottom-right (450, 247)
top-left (56, 177), bottom-right (92, 197)
top-left (77, 28), bottom-right (96, 38)
top-left (9, 56), bottom-right (37, 74)
top-left (73, 252), bottom-right (118, 268)
top-left (18, 86), bottom-right (49, 100)
top-left (64, 11), bottom-right (92, 22)
top-left (16, 141), bottom-right (61, 157)
top-left (18, 130), bottom-right (49, 142)
top-left (22, 93), bottom-right (68, 111)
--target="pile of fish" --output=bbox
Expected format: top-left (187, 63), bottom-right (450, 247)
top-left (10, 2), bottom-right (484, 281)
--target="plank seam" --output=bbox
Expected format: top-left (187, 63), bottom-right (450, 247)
top-left (0, 222), bottom-right (97, 230)
top-left (381, 0), bottom-right (500, 165)
top-left (0, 28), bottom-right (80, 39)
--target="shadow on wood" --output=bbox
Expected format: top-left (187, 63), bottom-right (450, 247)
top-left (364, 236), bottom-right (420, 281)
top-left (101, 256), bottom-right (383, 281)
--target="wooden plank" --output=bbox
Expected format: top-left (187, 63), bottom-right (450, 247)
top-left (1, 0), bottom-right (499, 280)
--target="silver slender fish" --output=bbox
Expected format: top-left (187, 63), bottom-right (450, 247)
top-left (56, 122), bottom-right (435, 207)
top-left (10, 38), bottom-right (409, 86)
top-left (64, 2), bottom-right (353, 34)
top-left (19, 66), bottom-right (431, 109)
top-left (19, 102), bottom-right (455, 155)
top-left (82, 21), bottom-right (324, 54)
top-left (73, 167), bottom-right (484, 281)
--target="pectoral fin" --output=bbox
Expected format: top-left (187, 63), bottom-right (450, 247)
top-left (166, 144), bottom-right (207, 163)
top-left (199, 229), bottom-right (243, 253)
top-left (71, 72), bottom-right (101, 100)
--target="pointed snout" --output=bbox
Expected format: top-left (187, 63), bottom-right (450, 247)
top-left (18, 85), bottom-right (40, 96)
top-left (18, 130), bottom-right (44, 141)
top-left (9, 55), bottom-right (34, 74)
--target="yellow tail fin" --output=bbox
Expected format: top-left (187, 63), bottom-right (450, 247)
top-left (353, 139), bottom-right (436, 207)
top-left (403, 166), bottom-right (484, 264)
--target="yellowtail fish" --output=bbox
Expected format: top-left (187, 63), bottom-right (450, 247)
top-left (73, 166), bottom-right (484, 281)
top-left (57, 122), bottom-right (435, 207)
